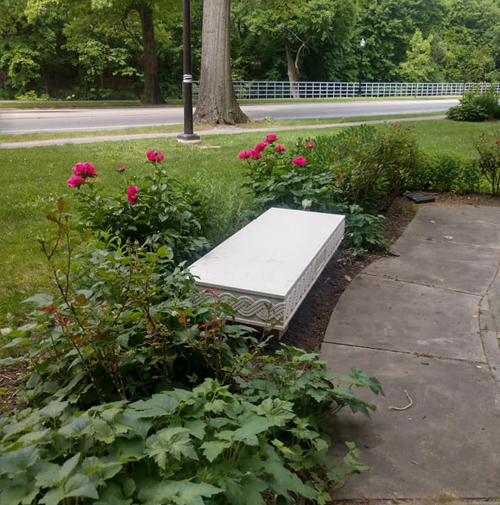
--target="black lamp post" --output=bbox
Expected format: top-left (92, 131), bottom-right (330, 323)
top-left (358, 38), bottom-right (366, 97)
top-left (177, 0), bottom-right (200, 143)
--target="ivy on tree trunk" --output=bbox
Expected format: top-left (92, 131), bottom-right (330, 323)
top-left (194, 0), bottom-right (248, 125)
top-left (136, 1), bottom-right (164, 105)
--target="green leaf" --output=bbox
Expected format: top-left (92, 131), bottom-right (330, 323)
top-left (40, 473), bottom-right (98, 505)
top-left (129, 393), bottom-right (178, 418)
top-left (0, 446), bottom-right (39, 476)
top-left (82, 456), bottom-right (122, 481)
top-left (184, 420), bottom-right (205, 440)
top-left (138, 479), bottom-right (222, 505)
top-left (22, 293), bottom-right (53, 308)
top-left (233, 416), bottom-right (274, 446)
top-left (224, 474), bottom-right (268, 505)
top-left (113, 437), bottom-right (147, 463)
top-left (256, 398), bottom-right (295, 427)
top-left (0, 479), bottom-right (39, 505)
top-left (65, 474), bottom-right (98, 500)
top-left (58, 414), bottom-right (92, 438)
top-left (39, 400), bottom-right (69, 420)
top-left (200, 441), bottom-right (231, 462)
top-left (147, 428), bottom-right (198, 469)
top-left (115, 411), bottom-right (152, 439)
top-left (93, 482), bottom-right (133, 505)
top-left (59, 453), bottom-right (80, 481)
top-left (17, 428), bottom-right (51, 445)
top-left (34, 460), bottom-right (62, 488)
top-left (92, 418), bottom-right (116, 444)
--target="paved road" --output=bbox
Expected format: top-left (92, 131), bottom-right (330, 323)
top-left (0, 99), bottom-right (458, 134)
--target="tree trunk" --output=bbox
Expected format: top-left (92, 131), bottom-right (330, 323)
top-left (194, 0), bottom-right (248, 125)
top-left (40, 63), bottom-right (50, 96)
top-left (285, 38), bottom-right (300, 99)
top-left (137, 1), bottom-right (164, 104)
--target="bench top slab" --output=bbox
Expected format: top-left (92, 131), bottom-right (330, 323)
top-left (189, 208), bottom-right (345, 298)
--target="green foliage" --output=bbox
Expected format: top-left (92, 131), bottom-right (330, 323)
top-left (474, 132), bottom-right (500, 195)
top-left (447, 85), bottom-right (499, 122)
top-left (446, 103), bottom-right (490, 122)
top-left (399, 29), bottom-right (435, 82)
top-left (4, 199), bottom-right (254, 406)
top-left (73, 155), bottom-right (213, 264)
top-left (328, 124), bottom-right (422, 212)
top-left (242, 127), bottom-right (420, 253)
top-left (0, 348), bottom-right (381, 504)
top-left (408, 151), bottom-right (482, 193)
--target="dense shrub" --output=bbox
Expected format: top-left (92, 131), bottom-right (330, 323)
top-left (447, 85), bottom-right (499, 122)
top-left (474, 133), bottom-right (500, 195)
top-left (70, 153), bottom-right (214, 264)
top-left (241, 126), bottom-right (421, 253)
top-left (327, 124), bottom-right (421, 212)
top-left (0, 348), bottom-right (381, 505)
top-left (408, 152), bottom-right (482, 194)
top-left (446, 103), bottom-right (490, 122)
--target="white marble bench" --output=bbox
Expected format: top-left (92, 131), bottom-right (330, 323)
top-left (189, 207), bottom-right (345, 332)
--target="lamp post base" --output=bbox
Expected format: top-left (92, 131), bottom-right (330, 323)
top-left (177, 133), bottom-right (201, 144)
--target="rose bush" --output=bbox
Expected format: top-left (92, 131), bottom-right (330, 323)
top-left (239, 128), bottom-right (423, 253)
top-left (70, 149), bottom-right (214, 264)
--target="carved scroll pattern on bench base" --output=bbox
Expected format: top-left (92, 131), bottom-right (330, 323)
top-left (193, 291), bottom-right (285, 329)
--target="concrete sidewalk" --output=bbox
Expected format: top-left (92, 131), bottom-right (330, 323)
top-left (0, 115), bottom-right (444, 149)
top-left (322, 204), bottom-right (500, 501)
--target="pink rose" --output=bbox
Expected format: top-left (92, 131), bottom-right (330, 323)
top-left (255, 142), bottom-right (268, 153)
top-left (127, 186), bottom-right (139, 203)
top-left (239, 150), bottom-right (251, 159)
top-left (249, 149), bottom-right (262, 160)
top-left (274, 144), bottom-right (286, 153)
top-left (147, 150), bottom-right (164, 163)
top-left (117, 164), bottom-right (125, 171)
top-left (292, 156), bottom-right (306, 167)
top-left (67, 175), bottom-right (87, 188)
top-left (72, 162), bottom-right (97, 178)
top-left (306, 142), bottom-right (315, 148)
top-left (265, 133), bottom-right (277, 143)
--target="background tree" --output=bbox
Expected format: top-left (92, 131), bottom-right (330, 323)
top-left (238, 0), bottom-right (358, 97)
top-left (399, 29), bottom-right (435, 82)
top-left (2, 0), bottom-right (500, 101)
top-left (194, 0), bottom-right (248, 124)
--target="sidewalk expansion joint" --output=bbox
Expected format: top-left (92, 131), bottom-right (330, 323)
top-left (402, 235), bottom-right (500, 253)
top-left (360, 272), bottom-right (483, 297)
top-left (322, 341), bottom-right (488, 366)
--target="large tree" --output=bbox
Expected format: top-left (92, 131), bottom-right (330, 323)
top-left (90, 0), bottom-right (168, 104)
top-left (238, 0), bottom-right (358, 97)
top-left (194, 0), bottom-right (248, 124)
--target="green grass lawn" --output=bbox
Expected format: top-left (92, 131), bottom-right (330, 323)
top-left (0, 119), bottom-right (497, 329)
